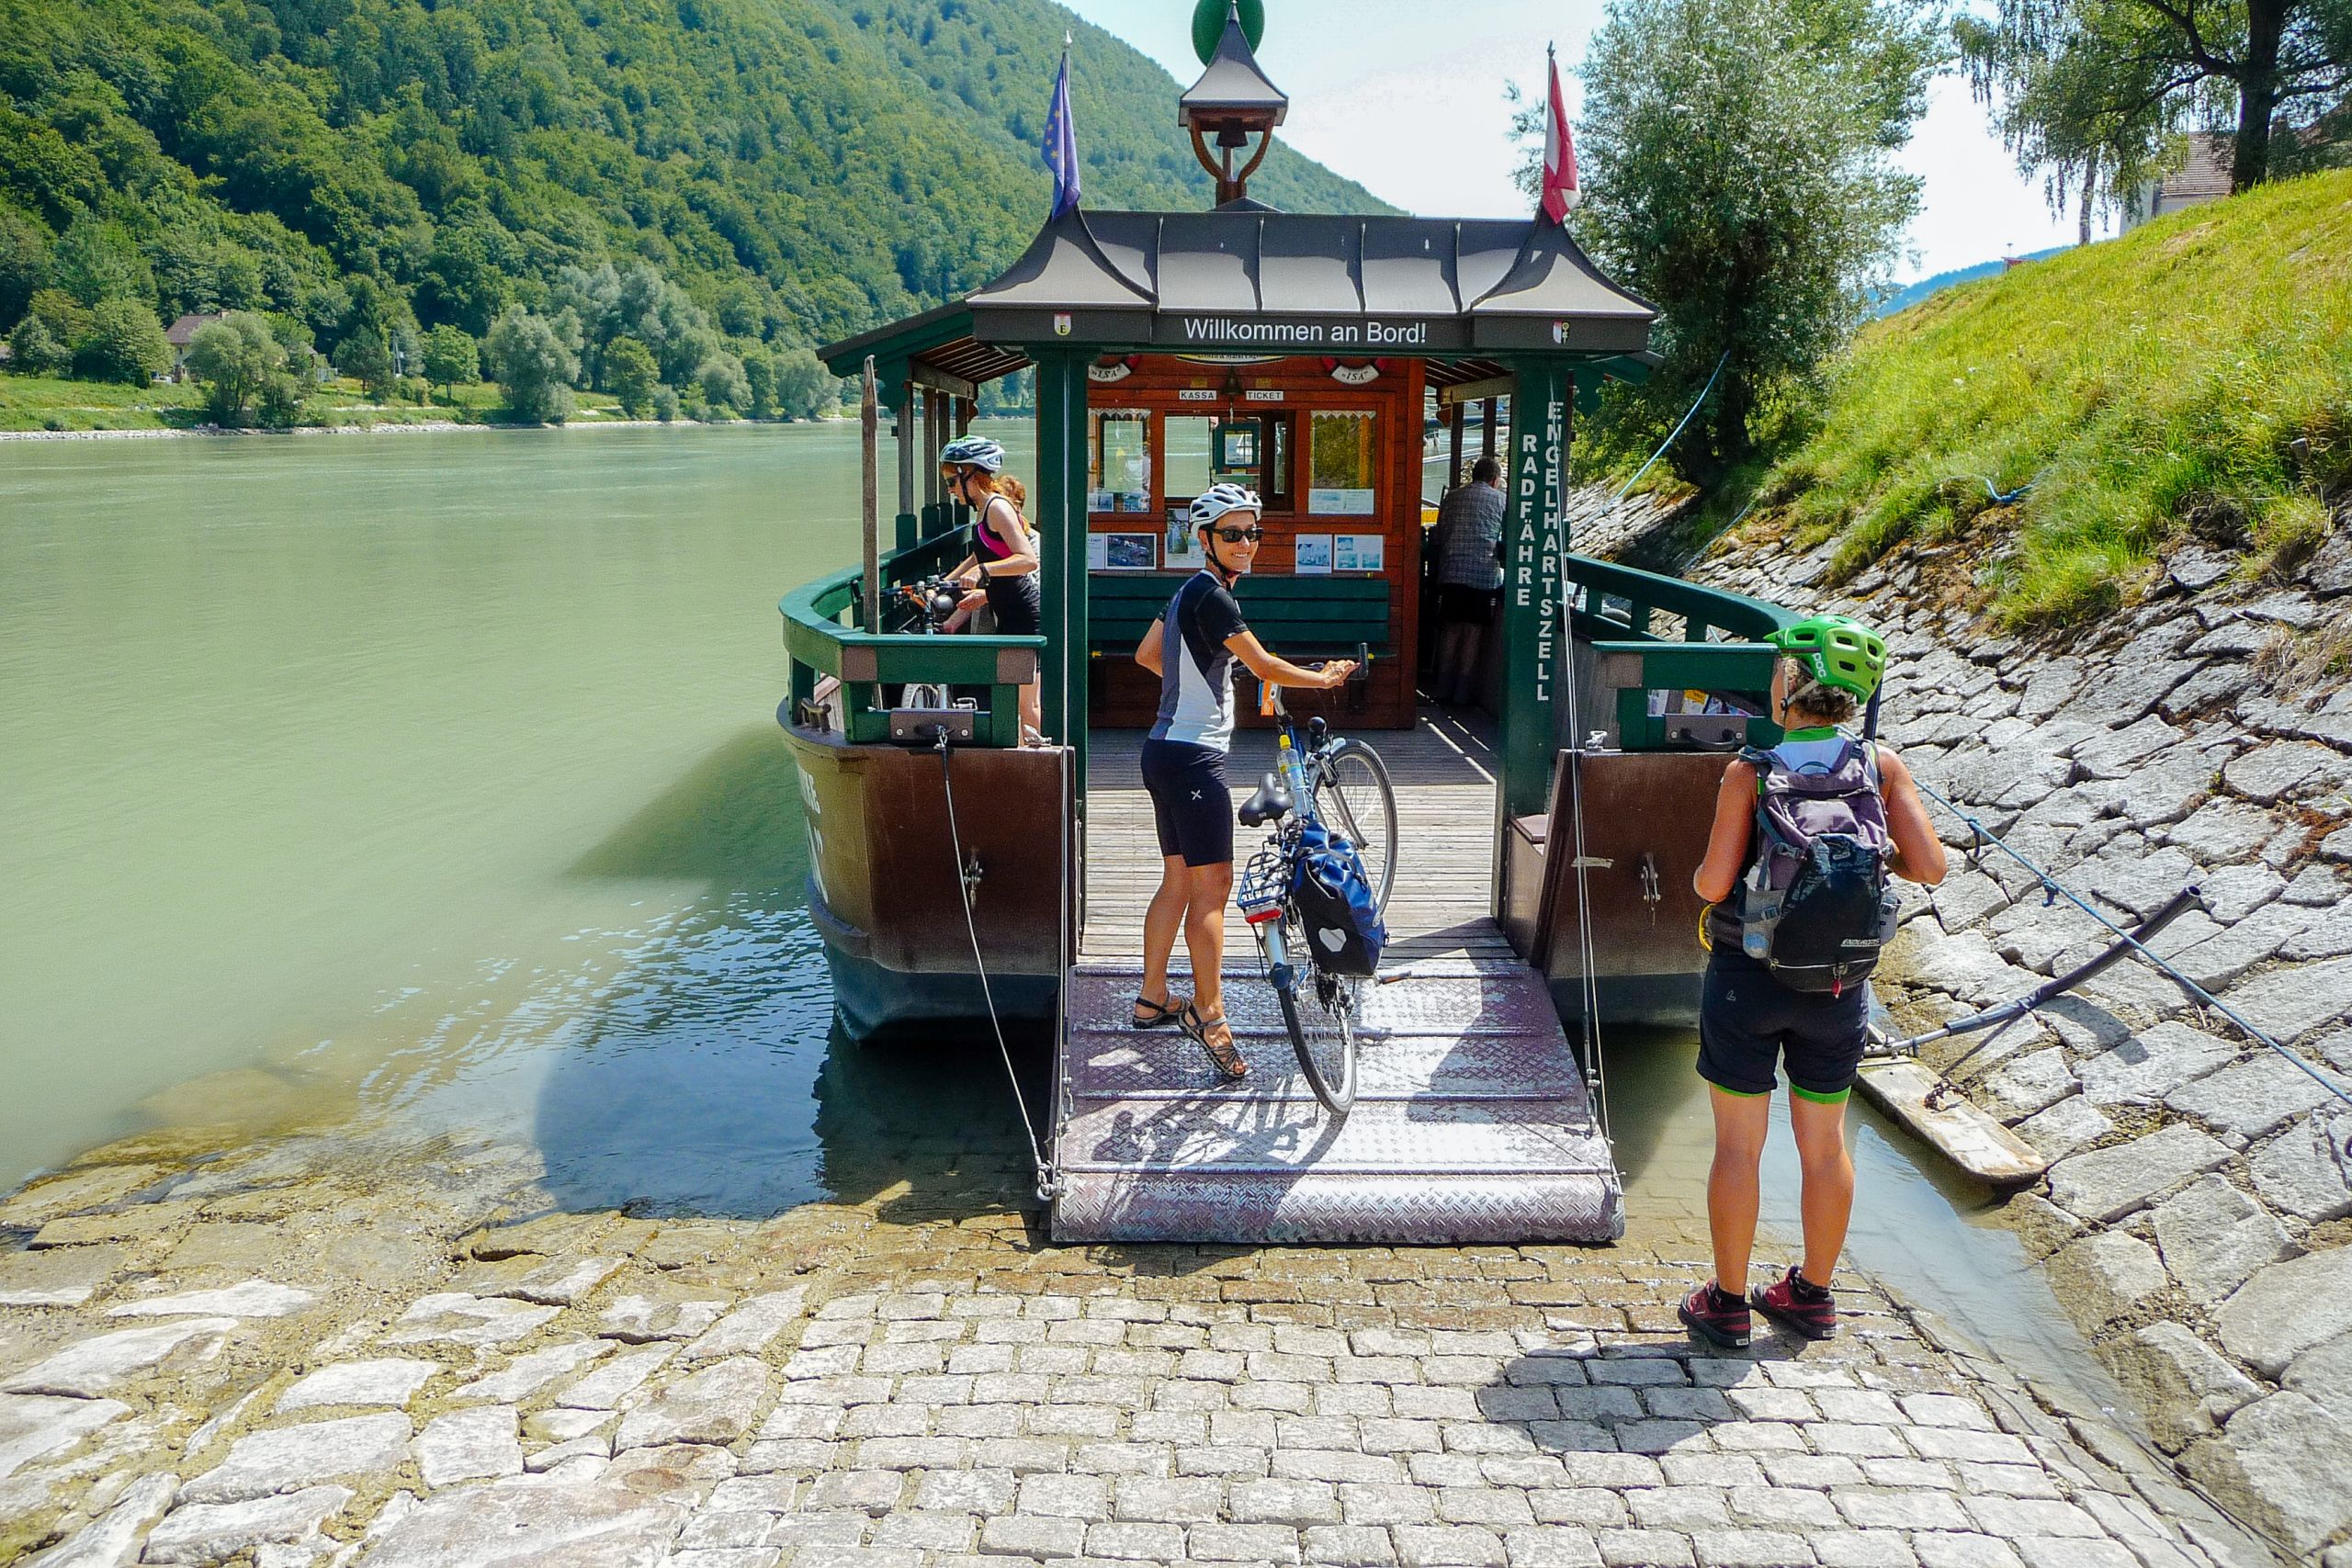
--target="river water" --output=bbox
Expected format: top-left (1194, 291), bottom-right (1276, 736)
top-left (2, 423), bottom-right (2127, 1417)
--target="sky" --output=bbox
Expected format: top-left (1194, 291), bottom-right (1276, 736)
top-left (1060, 0), bottom-right (2110, 282)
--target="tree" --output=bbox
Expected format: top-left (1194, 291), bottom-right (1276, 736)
top-left (484, 306), bottom-right (577, 423)
top-left (604, 335), bottom-right (658, 416)
top-left (0, 208), bottom-right (51, 328)
top-left (50, 216), bottom-right (153, 308)
top-left (772, 347), bottom-right (835, 420)
top-left (696, 351), bottom-right (750, 417)
top-left (185, 311), bottom-right (287, 423)
top-left (1538, 0), bottom-right (1944, 480)
top-left (6, 315), bottom-right (69, 376)
top-left (741, 350), bottom-right (776, 420)
top-left (71, 299), bottom-right (173, 384)
top-left (420, 324), bottom-right (479, 402)
top-left (1961, 0), bottom-right (2352, 195)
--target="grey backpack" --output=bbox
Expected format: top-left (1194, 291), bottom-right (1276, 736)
top-left (1736, 740), bottom-right (1899, 996)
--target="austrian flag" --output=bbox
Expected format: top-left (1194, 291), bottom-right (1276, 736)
top-left (1540, 46), bottom-right (1580, 222)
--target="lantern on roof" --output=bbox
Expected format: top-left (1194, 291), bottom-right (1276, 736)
top-left (1180, 1), bottom-right (1287, 207)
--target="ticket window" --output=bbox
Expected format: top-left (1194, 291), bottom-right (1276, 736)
top-left (1167, 413), bottom-right (1292, 510)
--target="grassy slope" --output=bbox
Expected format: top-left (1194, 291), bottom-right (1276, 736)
top-left (1752, 168), bottom-right (2352, 628)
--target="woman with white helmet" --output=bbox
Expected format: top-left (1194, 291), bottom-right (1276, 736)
top-left (1129, 483), bottom-right (1356, 1077)
top-left (935, 434), bottom-right (1044, 741)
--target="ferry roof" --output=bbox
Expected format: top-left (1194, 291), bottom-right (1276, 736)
top-left (822, 207), bottom-right (1657, 388)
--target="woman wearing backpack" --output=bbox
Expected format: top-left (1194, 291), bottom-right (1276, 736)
top-left (1678, 614), bottom-right (1947, 1348)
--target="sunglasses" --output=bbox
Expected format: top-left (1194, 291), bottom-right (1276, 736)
top-left (1214, 526), bottom-right (1265, 544)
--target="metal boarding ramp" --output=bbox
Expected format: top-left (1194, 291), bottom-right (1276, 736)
top-left (1049, 711), bottom-right (1623, 1245)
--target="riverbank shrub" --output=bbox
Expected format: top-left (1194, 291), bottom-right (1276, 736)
top-left (485, 308), bottom-right (576, 425)
top-left (1738, 168), bottom-right (2352, 629)
top-left (69, 299), bottom-right (171, 385)
top-left (185, 311), bottom-right (289, 424)
top-left (420, 326), bottom-right (478, 405)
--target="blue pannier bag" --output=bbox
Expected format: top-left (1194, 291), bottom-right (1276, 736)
top-left (1289, 820), bottom-right (1387, 977)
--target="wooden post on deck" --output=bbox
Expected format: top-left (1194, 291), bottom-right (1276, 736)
top-left (861, 356), bottom-right (882, 633)
top-left (1497, 361), bottom-right (1570, 842)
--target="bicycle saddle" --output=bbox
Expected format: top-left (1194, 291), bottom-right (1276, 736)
top-left (1237, 772), bottom-right (1294, 828)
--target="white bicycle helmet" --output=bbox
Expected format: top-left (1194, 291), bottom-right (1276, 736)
top-left (1189, 482), bottom-right (1261, 527)
top-left (939, 435), bottom-right (1005, 472)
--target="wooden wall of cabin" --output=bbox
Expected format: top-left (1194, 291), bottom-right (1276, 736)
top-left (1078, 355), bottom-right (1426, 731)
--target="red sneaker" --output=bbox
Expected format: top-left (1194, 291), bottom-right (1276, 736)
top-left (1677, 1281), bottom-right (1751, 1349)
top-left (1751, 1266), bottom-right (1838, 1340)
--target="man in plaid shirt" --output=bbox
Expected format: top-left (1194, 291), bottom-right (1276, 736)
top-left (1430, 456), bottom-right (1505, 705)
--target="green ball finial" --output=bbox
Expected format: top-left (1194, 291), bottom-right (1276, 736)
top-left (1191, 0), bottom-right (1265, 64)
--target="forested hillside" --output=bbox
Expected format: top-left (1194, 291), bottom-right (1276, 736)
top-left (0, 0), bottom-right (1384, 417)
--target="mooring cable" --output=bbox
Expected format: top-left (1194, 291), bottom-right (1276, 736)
top-left (934, 730), bottom-right (1058, 1200)
top-left (1910, 777), bottom-right (2352, 1114)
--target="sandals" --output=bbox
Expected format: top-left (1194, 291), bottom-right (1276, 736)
top-left (1131, 994), bottom-right (1183, 1031)
top-left (1180, 1002), bottom-right (1249, 1079)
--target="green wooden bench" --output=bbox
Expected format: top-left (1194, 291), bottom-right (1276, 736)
top-left (1087, 574), bottom-right (1392, 657)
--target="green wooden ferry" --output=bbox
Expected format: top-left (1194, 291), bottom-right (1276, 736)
top-left (777, 6), bottom-right (1804, 1048)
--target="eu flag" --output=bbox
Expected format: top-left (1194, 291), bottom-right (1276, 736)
top-left (1042, 50), bottom-right (1080, 219)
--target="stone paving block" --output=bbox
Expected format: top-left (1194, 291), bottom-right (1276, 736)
top-left (1230, 1476), bottom-right (1342, 1526)
top-left (2212, 1246), bottom-right (2352, 1376)
top-left (806, 1468), bottom-right (906, 1516)
top-left (2049, 1124), bottom-right (2233, 1222)
top-left (1962, 1495), bottom-right (2105, 1538)
top-left (1912, 1535), bottom-right (2025, 1568)
top-left (1837, 1487), bottom-right (1974, 1530)
top-left (1905, 1427), bottom-right (2034, 1464)
top-left (1690, 1528), bottom-right (1817, 1566)
top-left (981, 1514), bottom-right (1089, 1559)
top-left (1396, 1522), bottom-right (1510, 1567)
top-left (141, 1484), bottom-right (354, 1565)
top-left (1596, 1528), bottom-right (1698, 1567)
top-left (2012, 1542), bottom-right (2143, 1568)
top-left (1626, 1487), bottom-right (1733, 1530)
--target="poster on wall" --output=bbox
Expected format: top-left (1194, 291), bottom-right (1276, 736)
top-left (1308, 488), bottom-right (1376, 515)
top-left (1164, 508), bottom-right (1205, 571)
top-left (1333, 534), bottom-right (1385, 573)
top-left (1103, 532), bottom-right (1159, 570)
top-left (1086, 534), bottom-right (1109, 571)
top-left (1294, 535), bottom-right (1333, 575)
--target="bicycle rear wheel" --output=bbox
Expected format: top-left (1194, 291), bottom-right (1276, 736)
top-left (1314, 739), bottom-right (1398, 915)
top-left (1275, 908), bottom-right (1357, 1116)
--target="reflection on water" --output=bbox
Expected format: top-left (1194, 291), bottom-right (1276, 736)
top-left (1606, 1026), bottom-right (2139, 1423)
top-left (0, 423), bottom-right (1039, 1190)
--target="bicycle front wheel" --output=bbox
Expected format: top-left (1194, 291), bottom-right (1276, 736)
top-left (1314, 739), bottom-right (1398, 915)
top-left (1276, 908), bottom-right (1358, 1117)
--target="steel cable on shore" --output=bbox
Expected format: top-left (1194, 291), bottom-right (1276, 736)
top-left (1910, 777), bottom-right (2352, 1115)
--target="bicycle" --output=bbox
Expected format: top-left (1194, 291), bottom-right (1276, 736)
top-left (1233, 649), bottom-right (1396, 1116)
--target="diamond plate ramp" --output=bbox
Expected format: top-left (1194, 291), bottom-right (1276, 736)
top-left (1050, 942), bottom-right (1623, 1245)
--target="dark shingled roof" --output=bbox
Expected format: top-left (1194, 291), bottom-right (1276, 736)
top-left (824, 209), bottom-right (1656, 378)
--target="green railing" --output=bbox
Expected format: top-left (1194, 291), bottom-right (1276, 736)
top-left (780, 527), bottom-right (1044, 748)
top-left (1559, 553), bottom-right (1801, 750)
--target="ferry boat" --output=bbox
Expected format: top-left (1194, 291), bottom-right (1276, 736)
top-left (777, 4), bottom-right (1805, 1240)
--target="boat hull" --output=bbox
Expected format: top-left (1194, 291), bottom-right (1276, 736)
top-left (784, 720), bottom-right (1069, 1041)
top-left (1509, 749), bottom-right (1731, 1029)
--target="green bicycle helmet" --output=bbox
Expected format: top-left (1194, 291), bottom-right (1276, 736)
top-left (1767, 613), bottom-right (1886, 702)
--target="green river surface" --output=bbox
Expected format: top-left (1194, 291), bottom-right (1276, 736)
top-left (1, 422), bottom-right (2129, 1421)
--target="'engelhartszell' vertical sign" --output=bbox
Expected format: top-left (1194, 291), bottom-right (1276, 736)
top-left (1514, 392), bottom-right (1566, 709)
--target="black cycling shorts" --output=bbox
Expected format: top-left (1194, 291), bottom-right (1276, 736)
top-left (1697, 949), bottom-right (1871, 1101)
top-left (985, 571), bottom-right (1042, 637)
top-left (1139, 738), bottom-right (1233, 868)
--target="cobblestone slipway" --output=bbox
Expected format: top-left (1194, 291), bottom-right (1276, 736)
top-left (1695, 515), bottom-right (2352, 1563)
top-left (0, 1127), bottom-right (2288, 1568)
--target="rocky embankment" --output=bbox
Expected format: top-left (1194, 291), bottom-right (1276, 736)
top-left (1698, 516), bottom-right (2352, 1562)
